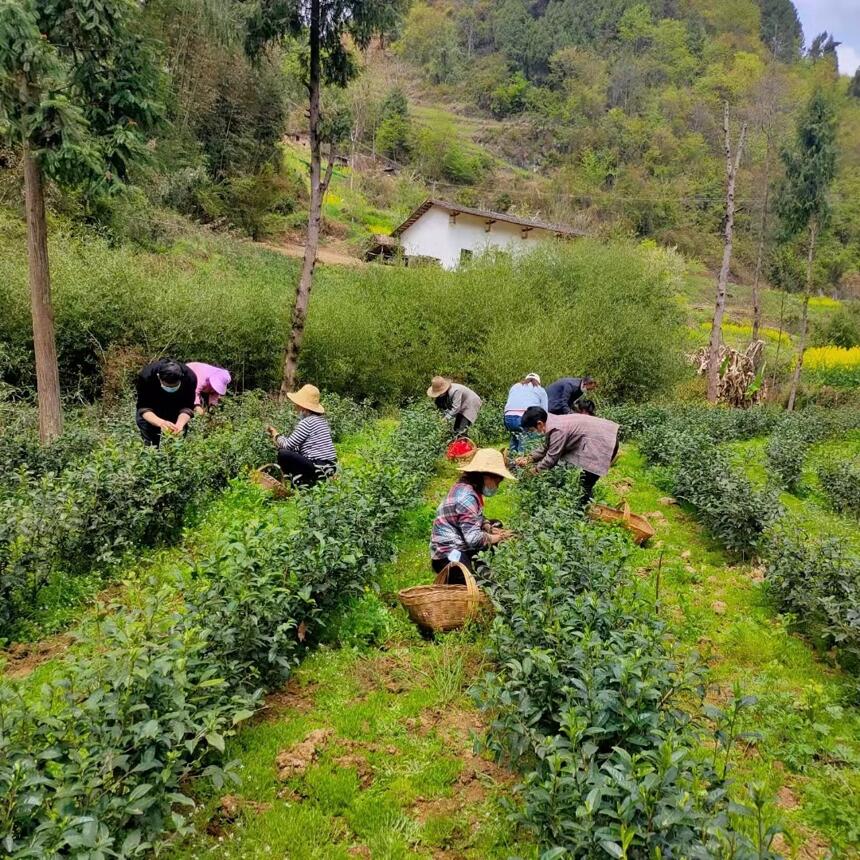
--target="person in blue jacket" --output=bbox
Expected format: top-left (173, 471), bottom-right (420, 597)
top-left (546, 376), bottom-right (597, 415)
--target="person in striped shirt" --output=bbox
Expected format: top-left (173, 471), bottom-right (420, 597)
top-left (266, 385), bottom-right (337, 488)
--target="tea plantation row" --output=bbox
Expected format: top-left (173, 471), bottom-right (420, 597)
top-left (0, 393), bottom-right (370, 641)
top-left (611, 405), bottom-right (860, 674)
top-left (476, 469), bottom-right (774, 858)
top-left (0, 406), bottom-right (448, 857)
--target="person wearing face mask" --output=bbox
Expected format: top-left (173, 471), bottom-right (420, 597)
top-left (135, 358), bottom-right (198, 446)
top-left (430, 448), bottom-right (516, 574)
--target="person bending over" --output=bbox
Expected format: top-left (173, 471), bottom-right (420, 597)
top-left (135, 358), bottom-right (197, 446)
top-left (187, 362), bottom-right (231, 414)
top-left (517, 406), bottom-right (619, 505)
top-left (430, 448), bottom-right (515, 574)
top-left (427, 376), bottom-right (482, 437)
top-left (546, 375), bottom-right (597, 416)
top-left (267, 384), bottom-right (337, 488)
top-left (503, 372), bottom-right (547, 454)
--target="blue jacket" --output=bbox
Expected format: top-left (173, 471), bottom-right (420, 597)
top-left (546, 377), bottom-right (584, 415)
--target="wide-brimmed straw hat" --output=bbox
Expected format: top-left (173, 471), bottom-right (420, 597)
top-left (459, 448), bottom-right (517, 482)
top-left (427, 376), bottom-right (452, 398)
top-left (287, 384), bottom-right (325, 414)
top-left (525, 372), bottom-right (541, 384)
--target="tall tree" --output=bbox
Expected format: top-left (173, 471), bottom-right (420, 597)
top-left (777, 90), bottom-right (838, 411)
top-left (0, 0), bottom-right (160, 442)
top-left (707, 103), bottom-right (747, 404)
top-left (758, 0), bottom-right (802, 62)
top-left (246, 0), bottom-right (405, 397)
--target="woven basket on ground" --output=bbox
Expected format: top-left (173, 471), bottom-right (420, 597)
top-left (398, 562), bottom-right (492, 633)
top-left (250, 463), bottom-right (292, 499)
top-left (446, 438), bottom-right (477, 462)
top-left (588, 501), bottom-right (655, 545)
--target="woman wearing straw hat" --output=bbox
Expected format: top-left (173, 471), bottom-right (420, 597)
top-left (427, 376), bottom-right (482, 437)
top-left (430, 448), bottom-right (516, 574)
top-left (266, 384), bottom-right (337, 488)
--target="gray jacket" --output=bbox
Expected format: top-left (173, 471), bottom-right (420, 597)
top-left (531, 413), bottom-right (620, 476)
top-left (445, 383), bottom-right (482, 423)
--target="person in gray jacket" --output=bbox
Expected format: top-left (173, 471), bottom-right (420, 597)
top-left (427, 376), bottom-right (482, 436)
top-left (517, 406), bottom-right (620, 505)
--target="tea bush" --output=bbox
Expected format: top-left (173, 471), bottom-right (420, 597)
top-left (476, 469), bottom-right (774, 857)
top-left (0, 392), bottom-right (373, 640)
top-left (817, 460), bottom-right (860, 517)
top-left (765, 429), bottom-right (808, 493)
top-left (0, 406), bottom-right (447, 856)
top-left (765, 525), bottom-right (860, 673)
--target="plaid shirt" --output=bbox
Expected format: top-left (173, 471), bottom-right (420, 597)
top-left (430, 482), bottom-right (488, 561)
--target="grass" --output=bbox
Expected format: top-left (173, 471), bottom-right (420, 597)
top-left (166, 459), bottom-right (534, 859)
top-left (605, 444), bottom-right (860, 855)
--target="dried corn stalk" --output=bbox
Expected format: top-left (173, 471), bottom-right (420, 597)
top-left (690, 340), bottom-right (766, 407)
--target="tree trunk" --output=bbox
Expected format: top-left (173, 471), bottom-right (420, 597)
top-left (280, 0), bottom-right (329, 398)
top-left (23, 147), bottom-right (63, 443)
top-left (751, 136), bottom-right (771, 346)
top-left (787, 220), bottom-right (817, 412)
top-left (707, 105), bottom-right (747, 404)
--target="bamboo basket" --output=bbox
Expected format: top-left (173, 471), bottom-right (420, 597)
top-left (588, 501), bottom-right (655, 545)
top-left (398, 562), bottom-right (492, 633)
top-left (250, 463), bottom-right (292, 499)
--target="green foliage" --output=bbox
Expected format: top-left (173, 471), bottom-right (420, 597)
top-left (475, 468), bottom-right (776, 857)
top-left (0, 405), bottom-right (446, 855)
top-left (758, 0), bottom-right (803, 62)
top-left (766, 525), bottom-right (860, 672)
top-left (397, 2), bottom-right (463, 84)
top-left (812, 307), bottom-right (860, 349)
top-left (302, 240), bottom-right (686, 404)
top-left (0, 392), bottom-right (372, 640)
top-left (765, 428), bottom-right (807, 492)
top-left (817, 459), bottom-right (860, 518)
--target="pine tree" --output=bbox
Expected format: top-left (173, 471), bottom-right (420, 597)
top-left (0, 0), bottom-right (160, 442)
top-left (777, 90), bottom-right (838, 411)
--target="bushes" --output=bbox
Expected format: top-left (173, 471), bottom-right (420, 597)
top-left (475, 469), bottom-right (772, 857)
top-left (0, 392), bottom-right (372, 640)
top-left (0, 406), bottom-right (447, 856)
top-left (766, 527), bottom-right (860, 672)
top-left (817, 459), bottom-right (860, 517)
top-left (303, 240), bottom-right (686, 404)
top-left (766, 429), bottom-right (808, 492)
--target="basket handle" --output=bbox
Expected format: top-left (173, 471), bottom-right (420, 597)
top-left (434, 561), bottom-right (481, 606)
top-left (258, 463), bottom-right (285, 480)
top-left (622, 501), bottom-right (632, 522)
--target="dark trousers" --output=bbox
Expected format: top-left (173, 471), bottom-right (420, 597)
top-left (579, 440), bottom-right (620, 506)
top-left (276, 450), bottom-right (336, 489)
top-left (452, 414), bottom-right (472, 437)
top-left (136, 413), bottom-right (189, 447)
top-left (432, 551), bottom-right (480, 576)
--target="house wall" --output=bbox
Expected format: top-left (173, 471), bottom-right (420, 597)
top-left (398, 206), bottom-right (558, 270)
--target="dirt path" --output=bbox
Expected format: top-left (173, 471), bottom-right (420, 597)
top-left (258, 240), bottom-right (364, 267)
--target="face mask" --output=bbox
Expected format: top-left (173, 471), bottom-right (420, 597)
top-left (483, 485), bottom-right (498, 497)
top-left (160, 382), bottom-right (181, 393)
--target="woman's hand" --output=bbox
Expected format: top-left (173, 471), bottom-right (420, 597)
top-left (514, 456), bottom-right (530, 467)
top-left (266, 425), bottom-right (279, 441)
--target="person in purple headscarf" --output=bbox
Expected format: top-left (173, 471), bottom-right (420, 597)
top-left (186, 362), bottom-right (231, 414)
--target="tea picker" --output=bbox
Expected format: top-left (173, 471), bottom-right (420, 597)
top-left (135, 358), bottom-right (197, 446)
top-left (503, 372), bottom-right (547, 455)
top-left (427, 376), bottom-right (482, 438)
top-left (265, 384), bottom-right (338, 489)
top-left (518, 406), bottom-right (620, 506)
top-left (430, 448), bottom-right (516, 575)
top-left (186, 362), bottom-right (231, 414)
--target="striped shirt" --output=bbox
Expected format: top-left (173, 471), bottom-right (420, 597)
top-left (430, 481), bottom-right (488, 561)
top-left (276, 415), bottom-right (337, 463)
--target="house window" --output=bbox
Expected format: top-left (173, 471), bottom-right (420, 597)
top-left (459, 248), bottom-right (473, 265)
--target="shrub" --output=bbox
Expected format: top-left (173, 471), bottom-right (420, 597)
top-left (766, 526), bottom-right (860, 672)
top-left (817, 459), bottom-right (860, 517)
top-left (766, 429), bottom-right (808, 493)
top-left (302, 240), bottom-right (686, 404)
top-left (475, 468), bottom-right (770, 856)
top-left (0, 406), bottom-right (447, 855)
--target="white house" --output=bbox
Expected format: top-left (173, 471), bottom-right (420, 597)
top-left (381, 199), bottom-right (584, 270)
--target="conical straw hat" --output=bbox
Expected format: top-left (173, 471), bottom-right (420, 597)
top-left (458, 448), bottom-right (517, 481)
top-left (287, 384), bottom-right (325, 414)
top-left (427, 376), bottom-right (452, 398)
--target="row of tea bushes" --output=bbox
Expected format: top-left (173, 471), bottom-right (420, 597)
top-left (0, 407), bottom-right (447, 857)
top-left (0, 392), bottom-right (373, 641)
top-left (817, 459), bottom-right (860, 517)
top-left (475, 469), bottom-right (774, 857)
